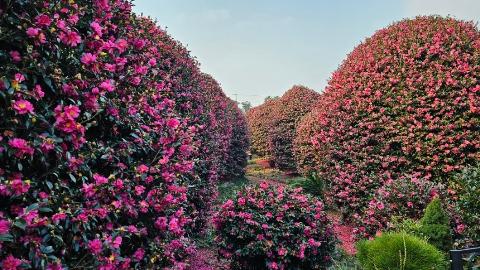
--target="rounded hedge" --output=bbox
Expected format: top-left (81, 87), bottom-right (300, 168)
top-left (0, 1), bottom-right (247, 268)
top-left (307, 16), bottom-right (480, 234)
top-left (246, 98), bottom-right (278, 158)
top-left (213, 183), bottom-right (336, 270)
top-left (268, 85), bottom-right (320, 171)
top-left (356, 232), bottom-right (447, 270)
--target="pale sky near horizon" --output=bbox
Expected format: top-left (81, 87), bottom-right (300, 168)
top-left (133, 0), bottom-right (480, 106)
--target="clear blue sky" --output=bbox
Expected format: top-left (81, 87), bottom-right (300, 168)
top-left (133, 0), bottom-right (480, 106)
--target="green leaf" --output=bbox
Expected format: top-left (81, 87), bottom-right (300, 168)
top-left (14, 219), bottom-right (27, 230)
top-left (26, 203), bottom-right (39, 212)
top-left (39, 207), bottom-right (53, 213)
top-left (0, 234), bottom-right (14, 242)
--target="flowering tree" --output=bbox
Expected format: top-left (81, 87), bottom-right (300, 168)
top-left (267, 85), bottom-right (320, 171)
top-left (246, 98), bottom-right (278, 158)
top-left (307, 16), bottom-right (480, 236)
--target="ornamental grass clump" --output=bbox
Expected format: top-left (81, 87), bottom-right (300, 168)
top-left (356, 232), bottom-right (447, 270)
top-left (214, 183), bottom-right (336, 270)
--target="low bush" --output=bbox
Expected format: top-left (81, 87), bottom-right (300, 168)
top-left (213, 183), bottom-right (336, 270)
top-left (419, 198), bottom-right (453, 252)
top-left (354, 175), bottom-right (445, 238)
top-left (356, 232), bottom-right (447, 270)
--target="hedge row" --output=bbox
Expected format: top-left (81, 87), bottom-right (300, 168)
top-left (247, 86), bottom-right (319, 171)
top-left (0, 0), bottom-right (248, 269)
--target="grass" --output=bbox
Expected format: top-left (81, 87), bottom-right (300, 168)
top-left (217, 176), bottom-right (250, 203)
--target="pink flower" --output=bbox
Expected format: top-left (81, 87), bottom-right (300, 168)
top-left (133, 248), bottom-right (144, 261)
top-left (35, 14), bottom-right (51, 27)
top-left (90, 21), bottom-right (103, 36)
top-left (269, 262), bottom-right (279, 270)
top-left (34, 85), bottom-right (45, 99)
top-left (64, 105), bottom-right (80, 119)
top-left (1, 255), bottom-right (22, 270)
top-left (111, 236), bottom-right (122, 249)
top-left (238, 197), bottom-right (246, 206)
top-left (167, 118), bottom-right (180, 128)
top-left (26, 27), bottom-right (40, 37)
top-left (10, 179), bottom-right (30, 195)
top-left (277, 247), bottom-right (287, 256)
top-left (82, 183), bottom-right (95, 198)
top-left (155, 217), bottom-right (168, 230)
top-left (52, 213), bottom-right (67, 223)
top-left (8, 138), bottom-right (34, 157)
top-left (137, 164), bottom-right (149, 174)
top-left (99, 80), bottom-right (115, 92)
top-left (14, 73), bottom-right (25, 83)
top-left (9, 51), bottom-right (21, 62)
top-left (93, 174), bottom-right (108, 185)
top-left (135, 185), bottom-right (145, 195)
top-left (59, 30), bottom-right (81, 47)
top-left (88, 239), bottom-right (103, 255)
top-left (81, 53), bottom-right (97, 65)
top-left (13, 99), bottom-right (34, 114)
top-left (169, 217), bottom-right (180, 233)
top-left (0, 219), bottom-right (10, 234)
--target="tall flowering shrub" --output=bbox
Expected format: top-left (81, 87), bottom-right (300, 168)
top-left (0, 1), bottom-right (247, 268)
top-left (246, 98), bottom-right (278, 158)
top-left (268, 85), bottom-right (320, 171)
top-left (214, 183), bottom-right (336, 270)
top-left (223, 99), bottom-right (250, 179)
top-left (308, 16), bottom-right (480, 236)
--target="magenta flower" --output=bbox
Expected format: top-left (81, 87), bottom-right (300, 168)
top-left (81, 53), bottom-right (97, 66)
top-left (0, 219), bottom-right (10, 234)
top-left (13, 99), bottom-right (34, 114)
top-left (133, 248), bottom-right (145, 261)
top-left (93, 174), bottom-right (108, 185)
top-left (167, 118), bottom-right (180, 129)
top-left (59, 30), bottom-right (82, 47)
top-left (90, 21), bottom-right (103, 36)
top-left (8, 138), bottom-right (34, 157)
top-left (1, 255), bottom-right (22, 270)
top-left (34, 85), bottom-right (45, 99)
top-left (99, 80), bottom-right (115, 92)
top-left (26, 27), bottom-right (40, 37)
top-left (88, 239), bottom-right (103, 255)
top-left (9, 51), bottom-right (21, 62)
top-left (35, 14), bottom-right (51, 27)
top-left (10, 179), bottom-right (30, 195)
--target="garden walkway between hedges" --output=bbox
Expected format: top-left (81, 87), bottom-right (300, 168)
top-left (188, 159), bottom-right (356, 269)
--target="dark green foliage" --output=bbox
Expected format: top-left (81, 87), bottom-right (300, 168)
top-left (419, 198), bottom-right (452, 252)
top-left (288, 172), bottom-right (325, 199)
top-left (454, 165), bottom-right (480, 245)
top-left (356, 232), bottom-right (447, 270)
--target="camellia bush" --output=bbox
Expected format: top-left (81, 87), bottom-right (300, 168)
top-left (246, 98), bottom-right (278, 158)
top-left (267, 86), bottom-right (320, 171)
top-left (0, 0), bottom-right (248, 268)
top-left (214, 182), bottom-right (336, 270)
top-left (305, 16), bottom-right (480, 236)
top-left (223, 99), bottom-right (250, 180)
